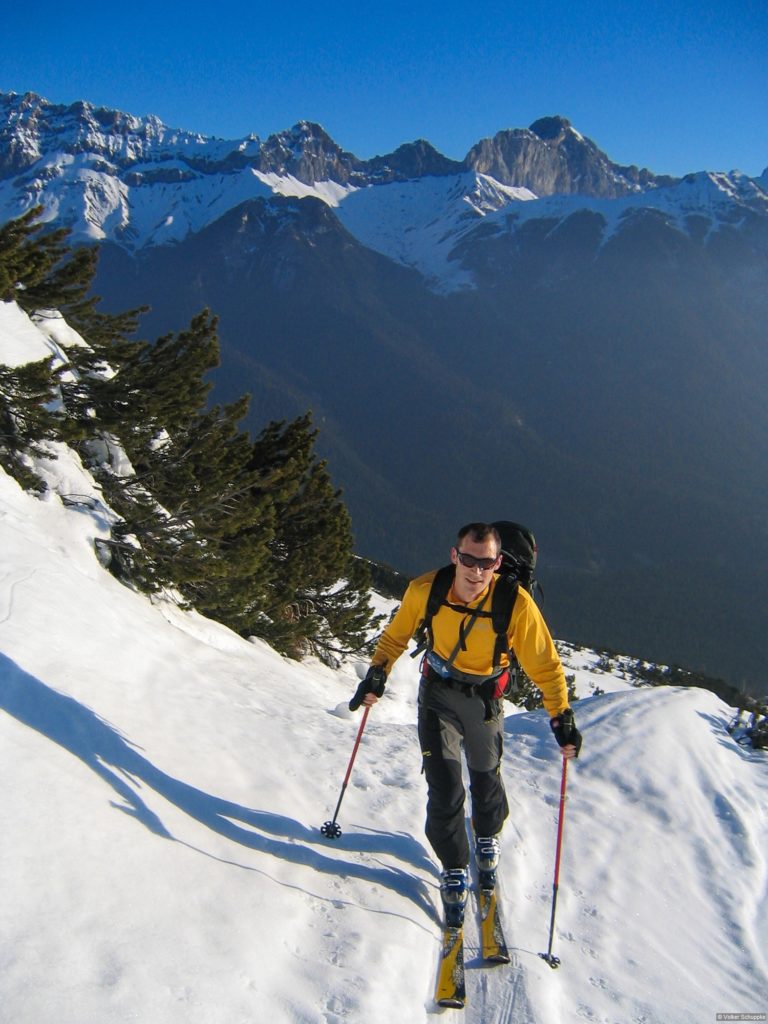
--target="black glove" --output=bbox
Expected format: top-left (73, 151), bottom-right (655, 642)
top-left (349, 665), bottom-right (387, 711)
top-left (550, 708), bottom-right (582, 757)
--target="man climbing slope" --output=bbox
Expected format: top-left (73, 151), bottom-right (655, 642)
top-left (350, 522), bottom-right (581, 926)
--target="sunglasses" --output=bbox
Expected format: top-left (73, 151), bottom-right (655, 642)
top-left (455, 550), bottom-right (500, 571)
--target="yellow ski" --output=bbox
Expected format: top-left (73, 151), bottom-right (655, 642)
top-left (479, 888), bottom-right (510, 964)
top-left (435, 925), bottom-right (466, 1008)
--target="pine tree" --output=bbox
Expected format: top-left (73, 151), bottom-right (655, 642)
top-left (0, 206), bottom-right (146, 474)
top-left (0, 209), bottom-right (76, 489)
top-left (0, 205), bottom-right (146, 358)
top-left (0, 357), bottom-right (61, 491)
top-left (0, 207), bottom-right (74, 309)
top-left (91, 312), bottom-right (276, 607)
top-left (245, 413), bottom-right (379, 660)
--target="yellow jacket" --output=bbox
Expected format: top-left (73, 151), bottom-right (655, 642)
top-left (371, 569), bottom-right (569, 717)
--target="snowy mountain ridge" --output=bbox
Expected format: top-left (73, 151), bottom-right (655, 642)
top-left (0, 92), bottom-right (663, 191)
top-left (5, 89), bottom-right (768, 291)
top-left (1, 299), bottom-right (767, 1022)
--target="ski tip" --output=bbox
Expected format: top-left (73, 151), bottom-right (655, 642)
top-left (437, 996), bottom-right (466, 1009)
top-left (485, 951), bottom-right (511, 964)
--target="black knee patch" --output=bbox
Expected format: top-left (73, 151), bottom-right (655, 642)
top-left (469, 767), bottom-right (509, 838)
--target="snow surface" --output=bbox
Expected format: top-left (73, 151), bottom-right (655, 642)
top-left (1, 304), bottom-right (767, 1023)
top-left (0, 302), bottom-right (63, 366)
top-left (335, 172), bottom-right (536, 291)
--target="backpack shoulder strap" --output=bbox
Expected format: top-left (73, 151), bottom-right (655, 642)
top-left (490, 574), bottom-right (519, 667)
top-left (410, 564), bottom-right (454, 658)
top-left (427, 564), bottom-right (455, 618)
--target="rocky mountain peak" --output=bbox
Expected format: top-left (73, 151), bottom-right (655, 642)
top-left (257, 120), bottom-right (361, 185)
top-left (0, 90), bottom-right (208, 179)
top-left (529, 115), bottom-right (573, 141)
top-left (463, 115), bottom-right (671, 198)
top-left (366, 139), bottom-right (464, 181)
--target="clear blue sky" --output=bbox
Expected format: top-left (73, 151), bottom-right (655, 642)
top-left (4, 0), bottom-right (767, 177)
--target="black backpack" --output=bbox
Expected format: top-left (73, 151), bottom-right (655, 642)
top-left (493, 520), bottom-right (538, 595)
top-left (411, 521), bottom-right (539, 672)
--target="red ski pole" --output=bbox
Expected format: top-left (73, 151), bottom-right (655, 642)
top-left (540, 755), bottom-right (569, 968)
top-left (321, 705), bottom-right (370, 839)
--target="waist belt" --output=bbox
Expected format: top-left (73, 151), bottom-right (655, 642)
top-left (423, 649), bottom-right (504, 688)
top-left (421, 659), bottom-right (503, 723)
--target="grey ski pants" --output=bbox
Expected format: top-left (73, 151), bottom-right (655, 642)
top-left (417, 676), bottom-right (509, 869)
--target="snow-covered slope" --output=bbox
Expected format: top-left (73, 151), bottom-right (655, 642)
top-left (1, 304), bottom-right (766, 1023)
top-left (335, 172), bottom-right (536, 290)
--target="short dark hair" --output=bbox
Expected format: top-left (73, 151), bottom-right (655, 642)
top-left (456, 522), bottom-right (501, 551)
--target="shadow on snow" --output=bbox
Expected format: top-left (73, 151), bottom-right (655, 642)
top-left (0, 653), bottom-right (436, 919)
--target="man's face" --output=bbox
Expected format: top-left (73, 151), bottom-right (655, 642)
top-left (451, 534), bottom-right (501, 599)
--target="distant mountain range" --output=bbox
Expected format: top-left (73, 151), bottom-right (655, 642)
top-left (2, 90), bottom-right (767, 693)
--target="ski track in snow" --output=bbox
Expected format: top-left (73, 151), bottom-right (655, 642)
top-left (0, 567), bottom-right (36, 625)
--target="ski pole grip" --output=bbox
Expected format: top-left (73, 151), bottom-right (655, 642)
top-left (349, 665), bottom-right (387, 711)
